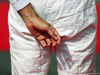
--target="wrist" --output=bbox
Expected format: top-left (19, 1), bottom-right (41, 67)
top-left (18, 3), bottom-right (38, 24)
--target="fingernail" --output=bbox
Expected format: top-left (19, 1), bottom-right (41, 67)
top-left (57, 41), bottom-right (60, 45)
top-left (53, 43), bottom-right (55, 46)
top-left (43, 44), bottom-right (46, 47)
top-left (55, 36), bottom-right (57, 40)
top-left (48, 43), bottom-right (50, 46)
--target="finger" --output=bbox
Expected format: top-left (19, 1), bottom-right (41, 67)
top-left (50, 26), bottom-right (61, 45)
top-left (54, 30), bottom-right (61, 45)
top-left (45, 38), bottom-right (52, 46)
top-left (37, 33), bottom-right (51, 40)
top-left (51, 38), bottom-right (57, 46)
top-left (40, 40), bottom-right (47, 47)
top-left (37, 35), bottom-right (46, 41)
top-left (46, 24), bottom-right (58, 40)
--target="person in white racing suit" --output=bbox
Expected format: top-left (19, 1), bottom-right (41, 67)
top-left (8, 0), bottom-right (98, 75)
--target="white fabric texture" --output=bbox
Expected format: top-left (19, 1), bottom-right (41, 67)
top-left (9, 0), bottom-right (30, 11)
top-left (8, 0), bottom-right (97, 75)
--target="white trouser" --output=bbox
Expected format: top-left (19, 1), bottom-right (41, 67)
top-left (8, 0), bottom-right (98, 75)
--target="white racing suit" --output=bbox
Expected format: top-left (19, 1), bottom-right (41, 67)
top-left (8, 0), bottom-right (98, 75)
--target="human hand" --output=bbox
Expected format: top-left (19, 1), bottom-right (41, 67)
top-left (18, 4), bottom-right (61, 47)
top-left (26, 16), bottom-right (61, 47)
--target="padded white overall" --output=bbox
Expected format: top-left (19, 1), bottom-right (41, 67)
top-left (8, 0), bottom-right (98, 75)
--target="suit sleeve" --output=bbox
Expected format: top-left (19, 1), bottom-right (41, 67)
top-left (9, 0), bottom-right (30, 11)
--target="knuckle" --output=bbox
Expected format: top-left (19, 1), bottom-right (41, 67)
top-left (44, 24), bottom-right (49, 29)
top-left (49, 31), bottom-right (54, 36)
top-left (49, 25), bottom-right (53, 29)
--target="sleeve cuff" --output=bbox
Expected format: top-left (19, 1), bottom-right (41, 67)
top-left (9, 0), bottom-right (30, 11)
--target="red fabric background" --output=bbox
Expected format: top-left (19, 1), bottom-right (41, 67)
top-left (0, 2), bottom-right (100, 53)
top-left (96, 3), bottom-right (100, 54)
top-left (0, 2), bottom-right (9, 51)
